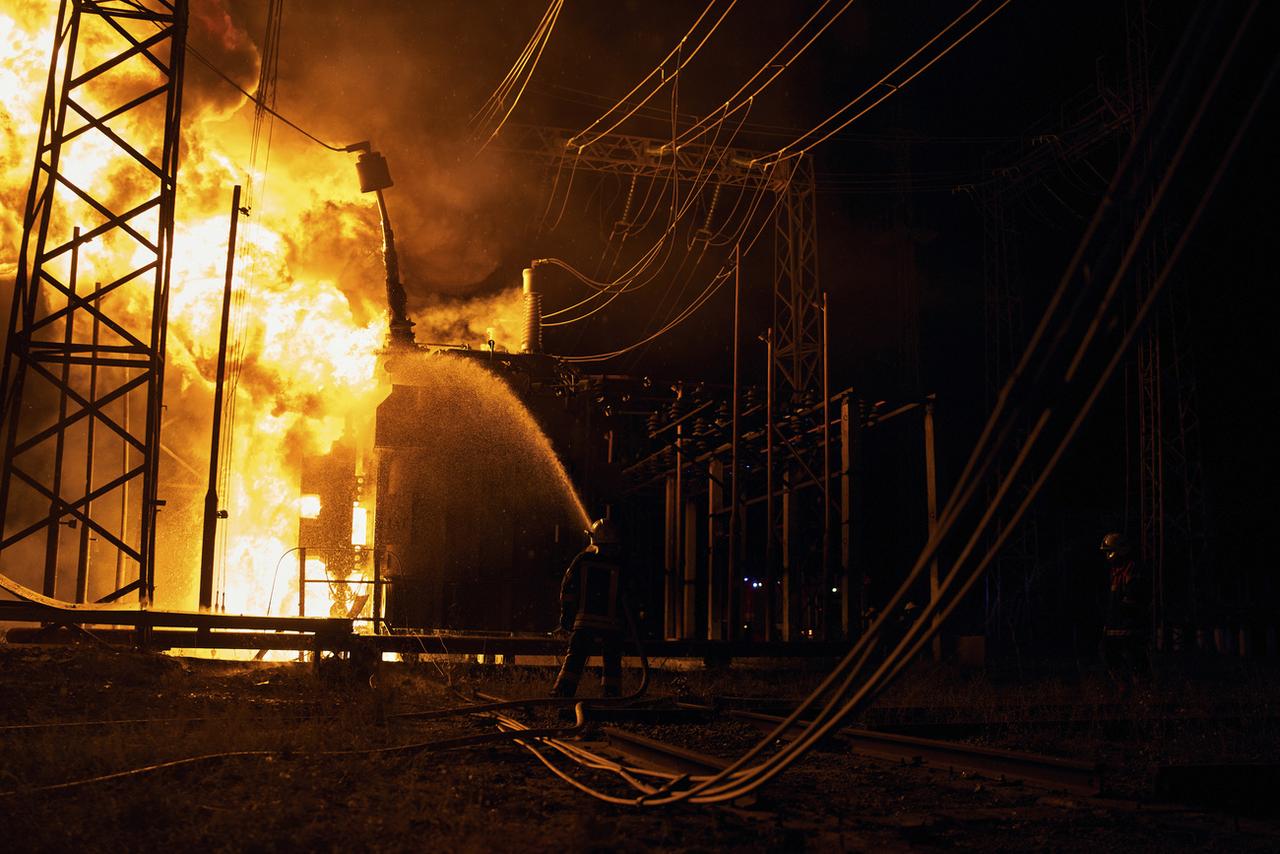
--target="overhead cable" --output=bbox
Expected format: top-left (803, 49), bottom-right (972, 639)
top-left (472, 0), bottom-right (565, 154)
top-left (674, 0), bottom-right (857, 148)
top-left (183, 41), bottom-right (346, 152)
top-left (755, 0), bottom-right (1015, 167)
top-left (569, 0), bottom-right (738, 149)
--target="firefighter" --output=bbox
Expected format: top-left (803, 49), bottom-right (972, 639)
top-left (1099, 531), bottom-right (1150, 696)
top-left (551, 518), bottom-right (628, 698)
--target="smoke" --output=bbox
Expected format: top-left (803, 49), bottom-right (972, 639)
top-left (212, 0), bottom-right (546, 304)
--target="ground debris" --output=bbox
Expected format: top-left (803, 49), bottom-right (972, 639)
top-left (1, 645), bottom-right (1278, 851)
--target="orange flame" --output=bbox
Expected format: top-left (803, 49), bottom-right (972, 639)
top-left (2, 2), bottom-right (524, 623)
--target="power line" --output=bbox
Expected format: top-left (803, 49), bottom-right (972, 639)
top-left (569, 0), bottom-right (738, 149)
top-left (756, 0), bottom-right (1016, 167)
top-left (183, 41), bottom-right (346, 152)
top-left (674, 0), bottom-right (858, 147)
top-left (472, 0), bottom-right (565, 154)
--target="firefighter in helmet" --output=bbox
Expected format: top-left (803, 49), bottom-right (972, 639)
top-left (1099, 532), bottom-right (1150, 695)
top-left (551, 517), bottom-right (628, 698)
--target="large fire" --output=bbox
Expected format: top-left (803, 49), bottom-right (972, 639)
top-left (1, 1), bottom-right (523, 623)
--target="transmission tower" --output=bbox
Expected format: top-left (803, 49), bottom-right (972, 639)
top-left (971, 79), bottom-right (1129, 652)
top-left (0, 0), bottom-right (188, 605)
top-left (1126, 0), bottom-right (1210, 643)
top-left (772, 153), bottom-right (822, 407)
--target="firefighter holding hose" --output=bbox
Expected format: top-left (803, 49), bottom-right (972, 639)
top-left (551, 518), bottom-right (629, 698)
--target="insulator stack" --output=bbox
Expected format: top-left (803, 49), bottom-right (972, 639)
top-left (520, 266), bottom-right (542, 354)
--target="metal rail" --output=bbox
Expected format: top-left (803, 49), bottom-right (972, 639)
top-left (1, 618), bottom-right (853, 658)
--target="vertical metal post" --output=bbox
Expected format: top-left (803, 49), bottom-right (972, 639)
top-left (707, 459), bottom-right (724, 640)
top-left (663, 474), bottom-right (677, 638)
top-left (298, 546), bottom-right (307, 617)
top-left (727, 243), bottom-right (741, 642)
top-left (764, 328), bottom-right (775, 641)
top-left (781, 469), bottom-right (796, 641)
top-left (200, 185), bottom-right (241, 611)
top-left (840, 395), bottom-right (854, 638)
top-left (821, 291), bottom-right (832, 638)
top-left (44, 228), bottom-right (79, 597)
top-left (924, 396), bottom-right (941, 660)
top-left (372, 547), bottom-right (384, 634)
top-left (683, 498), bottom-right (697, 640)
top-left (674, 414), bottom-right (685, 637)
top-left (75, 274), bottom-right (101, 603)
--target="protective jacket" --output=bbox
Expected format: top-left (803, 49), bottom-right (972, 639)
top-left (1104, 558), bottom-right (1150, 638)
top-left (559, 547), bottom-right (625, 632)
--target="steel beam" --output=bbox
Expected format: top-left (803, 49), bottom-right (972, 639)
top-left (0, 0), bottom-right (188, 606)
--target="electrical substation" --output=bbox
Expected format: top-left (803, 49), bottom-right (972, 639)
top-left (1, 0), bottom-right (1278, 846)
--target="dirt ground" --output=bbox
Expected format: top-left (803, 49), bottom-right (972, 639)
top-left (1, 640), bottom-right (1278, 852)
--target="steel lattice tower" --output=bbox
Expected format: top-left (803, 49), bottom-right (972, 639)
top-left (771, 154), bottom-right (822, 407)
top-left (0, 0), bottom-right (188, 605)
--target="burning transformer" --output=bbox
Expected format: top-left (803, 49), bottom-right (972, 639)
top-left (295, 149), bottom-right (605, 633)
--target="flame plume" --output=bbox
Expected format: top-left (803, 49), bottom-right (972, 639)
top-left (1, 1), bottom-right (522, 621)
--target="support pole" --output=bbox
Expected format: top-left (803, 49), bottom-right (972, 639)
top-left (840, 395), bottom-right (854, 638)
top-left (708, 459), bottom-right (724, 640)
top-left (924, 396), bottom-right (941, 660)
top-left (683, 497), bottom-right (697, 640)
top-left (782, 468), bottom-right (796, 641)
top-left (674, 411), bottom-right (685, 637)
top-left (764, 328), bottom-right (776, 641)
top-left (727, 243), bottom-right (741, 642)
top-left (821, 291), bottom-right (832, 638)
top-left (199, 185), bottom-right (241, 612)
top-left (44, 228), bottom-right (79, 597)
top-left (372, 546), bottom-right (384, 634)
top-left (298, 546), bottom-right (307, 617)
top-left (663, 474), bottom-right (677, 638)
top-left (74, 274), bottom-right (101, 603)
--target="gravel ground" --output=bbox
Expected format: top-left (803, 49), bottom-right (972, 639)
top-left (1, 642), bottom-right (1277, 852)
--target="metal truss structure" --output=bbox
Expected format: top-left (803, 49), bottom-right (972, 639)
top-left (501, 126), bottom-right (831, 642)
top-left (0, 0), bottom-right (188, 607)
top-left (498, 125), bottom-right (822, 407)
top-left (965, 81), bottom-right (1129, 652)
top-left (1125, 0), bottom-right (1211, 645)
top-left (771, 154), bottom-right (822, 407)
top-left (615, 380), bottom-right (938, 645)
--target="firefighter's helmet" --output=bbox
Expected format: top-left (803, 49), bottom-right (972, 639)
top-left (1099, 531), bottom-right (1131, 560)
top-left (589, 518), bottom-right (620, 548)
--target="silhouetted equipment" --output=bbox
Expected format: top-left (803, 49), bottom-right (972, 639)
top-left (0, 0), bottom-right (189, 607)
top-left (521, 266), bottom-right (543, 354)
top-left (347, 142), bottom-right (415, 348)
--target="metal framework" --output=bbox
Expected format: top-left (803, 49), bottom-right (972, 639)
top-left (501, 124), bottom-right (793, 191)
top-left (1126, 0), bottom-right (1210, 644)
top-left (501, 126), bottom-right (829, 643)
top-left (619, 385), bottom-right (937, 645)
top-left (771, 154), bottom-right (822, 406)
top-left (498, 125), bottom-right (822, 407)
top-left (967, 82), bottom-right (1129, 651)
top-left (0, 0), bottom-right (187, 606)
